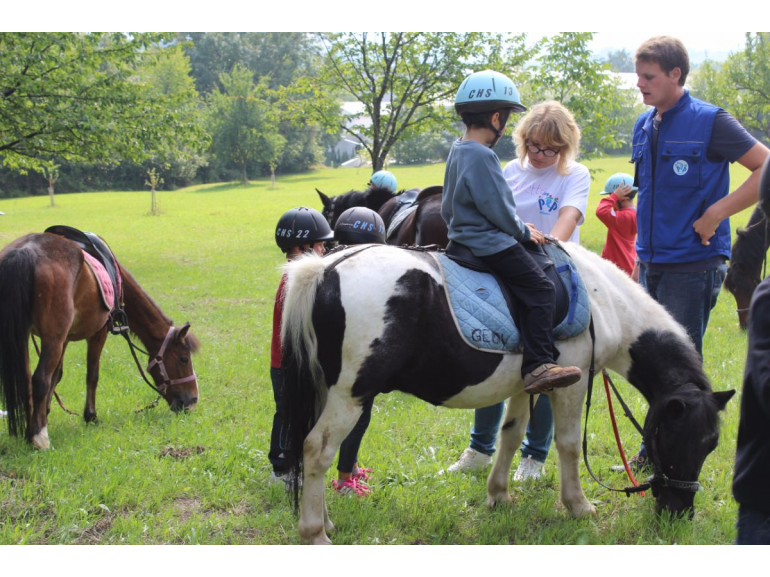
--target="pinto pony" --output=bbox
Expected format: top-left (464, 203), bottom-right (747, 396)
top-left (280, 242), bottom-right (734, 544)
top-left (0, 233), bottom-right (200, 449)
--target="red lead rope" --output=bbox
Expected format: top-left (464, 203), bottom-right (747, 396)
top-left (602, 369), bottom-right (645, 497)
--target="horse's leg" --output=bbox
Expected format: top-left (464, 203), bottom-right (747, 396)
top-left (487, 391), bottom-right (531, 507)
top-left (84, 326), bottom-right (108, 423)
top-left (551, 379), bottom-right (596, 518)
top-left (299, 387), bottom-right (363, 545)
top-left (29, 338), bottom-right (67, 449)
top-left (46, 342), bottom-right (68, 416)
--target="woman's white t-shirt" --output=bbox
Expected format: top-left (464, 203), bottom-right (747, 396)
top-left (501, 158), bottom-right (590, 245)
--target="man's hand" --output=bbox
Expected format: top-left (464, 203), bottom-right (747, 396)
top-left (693, 207), bottom-right (721, 246)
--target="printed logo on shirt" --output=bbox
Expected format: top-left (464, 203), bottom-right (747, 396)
top-left (673, 160), bottom-right (689, 176)
top-left (537, 192), bottom-right (559, 215)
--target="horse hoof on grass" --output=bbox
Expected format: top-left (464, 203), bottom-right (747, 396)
top-left (486, 492), bottom-right (513, 508)
top-left (567, 501), bottom-right (597, 518)
top-left (31, 427), bottom-right (50, 450)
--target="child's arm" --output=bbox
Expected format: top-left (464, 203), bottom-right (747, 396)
top-left (596, 194), bottom-right (636, 236)
top-left (471, 154), bottom-right (532, 242)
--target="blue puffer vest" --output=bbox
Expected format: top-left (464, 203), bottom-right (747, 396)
top-left (632, 91), bottom-right (731, 264)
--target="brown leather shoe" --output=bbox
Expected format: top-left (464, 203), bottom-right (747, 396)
top-left (523, 364), bottom-right (582, 394)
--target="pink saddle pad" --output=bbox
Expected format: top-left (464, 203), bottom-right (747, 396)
top-left (82, 251), bottom-right (115, 310)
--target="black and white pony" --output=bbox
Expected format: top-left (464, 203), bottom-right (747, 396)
top-left (280, 242), bottom-right (734, 544)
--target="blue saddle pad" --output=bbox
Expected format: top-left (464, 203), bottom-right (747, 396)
top-left (431, 243), bottom-right (590, 354)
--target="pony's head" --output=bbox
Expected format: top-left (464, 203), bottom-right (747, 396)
top-left (627, 330), bottom-right (735, 517)
top-left (148, 323), bottom-right (201, 412)
top-left (316, 186), bottom-right (398, 228)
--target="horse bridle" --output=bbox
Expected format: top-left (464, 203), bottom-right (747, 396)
top-left (113, 316), bottom-right (197, 396)
top-left (583, 317), bottom-right (701, 496)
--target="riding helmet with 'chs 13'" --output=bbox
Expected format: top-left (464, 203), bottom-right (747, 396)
top-left (334, 207), bottom-right (387, 245)
top-left (759, 155), bottom-right (770, 218)
top-left (454, 70), bottom-right (527, 115)
top-left (275, 206), bottom-right (334, 253)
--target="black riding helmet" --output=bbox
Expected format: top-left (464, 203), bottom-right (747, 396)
top-left (759, 155), bottom-right (770, 218)
top-left (334, 207), bottom-right (386, 245)
top-left (275, 206), bottom-right (334, 253)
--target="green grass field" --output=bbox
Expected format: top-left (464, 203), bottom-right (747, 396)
top-left (0, 157), bottom-right (755, 544)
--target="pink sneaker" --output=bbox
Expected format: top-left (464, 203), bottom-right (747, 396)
top-left (351, 467), bottom-right (372, 482)
top-left (332, 478), bottom-right (371, 497)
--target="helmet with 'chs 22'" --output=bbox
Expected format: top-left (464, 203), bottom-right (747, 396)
top-left (454, 70), bottom-right (527, 115)
top-left (275, 206), bottom-right (334, 253)
top-left (369, 170), bottom-right (398, 193)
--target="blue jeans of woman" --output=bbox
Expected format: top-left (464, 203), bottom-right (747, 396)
top-left (470, 395), bottom-right (553, 462)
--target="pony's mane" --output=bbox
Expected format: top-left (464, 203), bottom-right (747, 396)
top-left (119, 265), bottom-right (174, 326)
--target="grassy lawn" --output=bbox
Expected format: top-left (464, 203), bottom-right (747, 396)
top-left (0, 156), bottom-right (755, 544)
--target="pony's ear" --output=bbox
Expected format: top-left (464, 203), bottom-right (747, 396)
top-left (665, 398), bottom-right (686, 419)
top-left (176, 322), bottom-right (191, 342)
top-left (316, 189), bottom-right (331, 209)
top-left (712, 389), bottom-right (736, 411)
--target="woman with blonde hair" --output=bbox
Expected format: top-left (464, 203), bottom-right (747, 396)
top-left (444, 101), bottom-right (590, 480)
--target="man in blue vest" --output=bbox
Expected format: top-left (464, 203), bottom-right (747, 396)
top-left (615, 36), bottom-right (770, 473)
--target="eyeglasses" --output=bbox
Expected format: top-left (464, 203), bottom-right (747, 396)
top-left (525, 141), bottom-right (560, 158)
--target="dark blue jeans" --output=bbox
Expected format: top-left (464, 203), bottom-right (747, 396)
top-left (470, 395), bottom-right (553, 461)
top-left (736, 506), bottom-right (770, 545)
top-left (635, 262), bottom-right (727, 459)
top-left (639, 262), bottom-right (728, 357)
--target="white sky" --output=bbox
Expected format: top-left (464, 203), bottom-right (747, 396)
top-left (589, 31), bottom-right (748, 60)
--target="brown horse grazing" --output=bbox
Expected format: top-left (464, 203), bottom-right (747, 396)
top-left (0, 233), bottom-right (200, 449)
top-left (377, 186), bottom-right (448, 247)
top-left (724, 206), bottom-right (769, 329)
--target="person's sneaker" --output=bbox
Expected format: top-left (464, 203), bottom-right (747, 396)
top-left (351, 467), bottom-right (372, 482)
top-left (610, 451), bottom-right (651, 473)
top-left (523, 364), bottom-right (582, 394)
top-left (332, 478), bottom-right (371, 496)
top-left (513, 455), bottom-right (545, 481)
top-left (439, 448), bottom-right (493, 475)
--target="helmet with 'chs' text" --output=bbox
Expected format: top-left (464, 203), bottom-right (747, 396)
top-left (334, 207), bottom-right (386, 245)
top-left (454, 70), bottom-right (527, 115)
top-left (275, 206), bottom-right (334, 253)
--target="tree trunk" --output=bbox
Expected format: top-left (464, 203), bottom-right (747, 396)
top-left (47, 184), bottom-right (55, 207)
top-left (271, 167), bottom-right (276, 189)
top-left (241, 165), bottom-right (249, 185)
top-left (151, 188), bottom-right (157, 215)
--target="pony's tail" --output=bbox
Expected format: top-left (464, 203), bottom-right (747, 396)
top-left (0, 248), bottom-right (35, 438)
top-left (279, 254), bottom-right (330, 512)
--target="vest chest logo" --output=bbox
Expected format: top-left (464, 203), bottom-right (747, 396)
top-left (673, 160), bottom-right (689, 176)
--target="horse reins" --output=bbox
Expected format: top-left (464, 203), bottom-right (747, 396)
top-left (582, 316), bottom-right (701, 496)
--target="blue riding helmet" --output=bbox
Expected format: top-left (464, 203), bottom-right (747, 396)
top-left (454, 70), bottom-right (527, 115)
top-left (601, 173), bottom-right (638, 196)
top-left (369, 170), bottom-right (398, 193)
top-left (759, 155), bottom-right (770, 218)
top-left (275, 206), bottom-right (334, 253)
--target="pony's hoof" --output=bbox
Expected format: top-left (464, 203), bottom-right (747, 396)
top-left (84, 412), bottom-right (98, 423)
top-left (486, 491), bottom-right (513, 508)
top-left (31, 427), bottom-right (50, 450)
top-left (567, 501), bottom-right (597, 518)
top-left (300, 532), bottom-right (333, 545)
top-left (324, 519), bottom-right (336, 534)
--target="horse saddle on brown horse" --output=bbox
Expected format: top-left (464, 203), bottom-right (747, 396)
top-left (45, 225), bottom-right (123, 311)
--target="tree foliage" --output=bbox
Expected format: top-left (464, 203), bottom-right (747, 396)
top-left (691, 33), bottom-right (770, 144)
top-left (603, 49), bottom-right (634, 73)
top-left (206, 64), bottom-right (285, 183)
top-left (523, 33), bottom-right (627, 157)
top-left (300, 32), bottom-right (527, 172)
top-left (0, 33), bottom-right (207, 174)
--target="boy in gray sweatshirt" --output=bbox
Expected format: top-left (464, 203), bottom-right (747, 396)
top-left (442, 70), bottom-right (582, 394)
